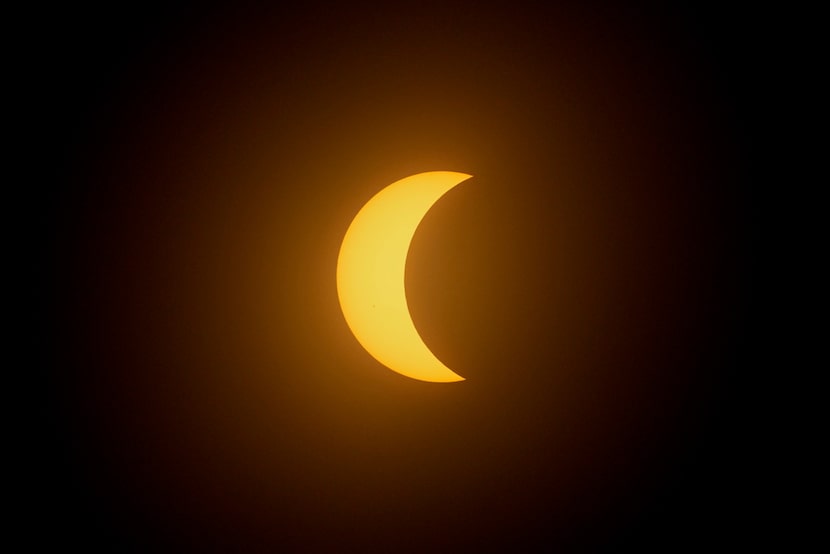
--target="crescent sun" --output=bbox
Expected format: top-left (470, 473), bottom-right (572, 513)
top-left (336, 171), bottom-right (472, 383)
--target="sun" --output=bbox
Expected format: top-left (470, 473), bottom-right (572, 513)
top-left (336, 171), bottom-right (472, 382)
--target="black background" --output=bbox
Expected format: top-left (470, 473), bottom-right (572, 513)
top-left (29, 2), bottom-right (759, 551)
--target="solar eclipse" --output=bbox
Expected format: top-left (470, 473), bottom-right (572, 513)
top-left (337, 171), bottom-right (471, 382)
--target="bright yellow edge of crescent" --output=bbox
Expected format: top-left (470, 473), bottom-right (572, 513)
top-left (336, 171), bottom-right (472, 383)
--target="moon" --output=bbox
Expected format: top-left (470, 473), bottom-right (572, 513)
top-left (336, 171), bottom-right (472, 383)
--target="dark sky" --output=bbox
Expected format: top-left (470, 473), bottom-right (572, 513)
top-left (31, 2), bottom-right (758, 551)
